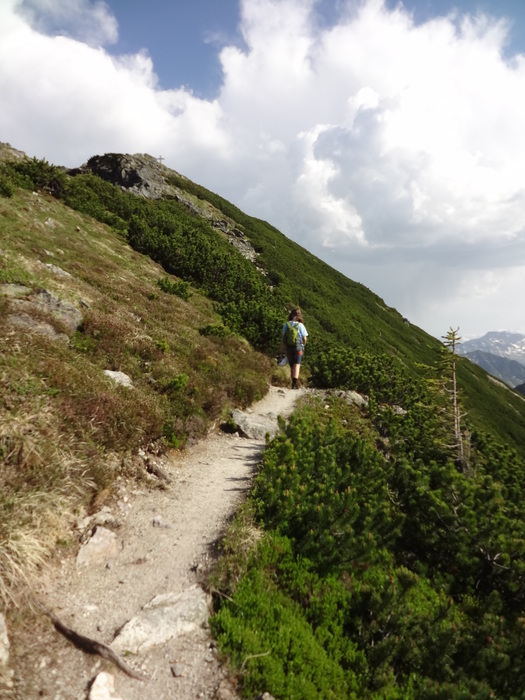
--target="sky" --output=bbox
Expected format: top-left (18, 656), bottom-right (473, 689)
top-left (1, 0), bottom-right (525, 340)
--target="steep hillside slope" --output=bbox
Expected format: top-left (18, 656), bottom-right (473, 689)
top-left (0, 164), bottom-right (271, 605)
top-left (74, 151), bottom-right (525, 455)
top-left (3, 143), bottom-right (525, 698)
top-left (2, 141), bottom-right (525, 603)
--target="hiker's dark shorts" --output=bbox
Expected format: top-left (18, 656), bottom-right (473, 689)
top-left (287, 348), bottom-right (304, 365)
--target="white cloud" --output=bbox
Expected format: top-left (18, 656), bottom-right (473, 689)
top-left (0, 1), bottom-right (231, 165)
top-left (17, 0), bottom-right (118, 46)
top-left (1, 0), bottom-right (525, 338)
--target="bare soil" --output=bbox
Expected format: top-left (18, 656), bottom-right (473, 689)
top-left (8, 386), bottom-right (301, 700)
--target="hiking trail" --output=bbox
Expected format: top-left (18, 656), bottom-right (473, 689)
top-left (13, 385), bottom-right (301, 700)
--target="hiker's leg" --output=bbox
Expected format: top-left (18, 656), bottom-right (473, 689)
top-left (294, 350), bottom-right (303, 378)
top-left (291, 350), bottom-right (303, 388)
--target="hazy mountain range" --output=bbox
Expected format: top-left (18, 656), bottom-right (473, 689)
top-left (457, 331), bottom-right (525, 389)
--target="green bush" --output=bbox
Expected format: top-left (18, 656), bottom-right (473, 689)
top-left (212, 535), bottom-right (366, 699)
top-left (199, 323), bottom-right (232, 338)
top-left (213, 397), bottom-right (525, 698)
top-left (0, 172), bottom-right (14, 197)
top-left (155, 338), bottom-right (170, 353)
top-left (254, 406), bottom-right (401, 574)
top-left (8, 157), bottom-right (67, 195)
top-left (157, 276), bottom-right (191, 300)
top-left (163, 374), bottom-right (189, 392)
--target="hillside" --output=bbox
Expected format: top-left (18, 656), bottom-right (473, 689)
top-left (2, 144), bottom-right (525, 698)
top-left (78, 153), bottom-right (525, 444)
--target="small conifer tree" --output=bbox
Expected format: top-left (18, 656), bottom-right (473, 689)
top-left (439, 327), bottom-right (470, 469)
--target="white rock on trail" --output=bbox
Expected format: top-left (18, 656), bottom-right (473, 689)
top-left (111, 585), bottom-right (211, 655)
top-left (76, 526), bottom-right (118, 567)
top-left (0, 613), bottom-right (9, 667)
top-left (88, 672), bottom-right (122, 700)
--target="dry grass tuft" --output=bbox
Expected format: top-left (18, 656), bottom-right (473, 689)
top-left (0, 418), bottom-right (90, 605)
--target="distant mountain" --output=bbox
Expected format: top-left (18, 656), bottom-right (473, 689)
top-left (457, 331), bottom-right (525, 366)
top-left (461, 349), bottom-right (525, 388)
top-left (516, 383), bottom-right (525, 396)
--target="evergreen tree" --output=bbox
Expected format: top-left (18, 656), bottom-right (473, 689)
top-left (439, 327), bottom-right (470, 470)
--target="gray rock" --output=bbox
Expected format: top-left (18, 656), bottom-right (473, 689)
top-left (33, 289), bottom-right (81, 332)
top-left (391, 405), bottom-right (407, 416)
top-left (231, 408), bottom-right (281, 440)
top-left (310, 389), bottom-right (369, 409)
top-left (104, 370), bottom-right (133, 389)
top-left (111, 585), bottom-right (211, 654)
top-left (0, 613), bottom-right (9, 667)
top-left (88, 672), bottom-right (122, 700)
top-left (43, 262), bottom-right (71, 278)
top-left (0, 283), bottom-right (31, 298)
top-left (7, 288), bottom-right (82, 336)
top-left (76, 526), bottom-right (118, 567)
top-left (344, 390), bottom-right (369, 408)
top-left (7, 312), bottom-right (69, 342)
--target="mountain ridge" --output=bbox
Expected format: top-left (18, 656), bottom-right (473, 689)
top-left (458, 330), bottom-right (525, 364)
top-left (462, 349), bottom-right (525, 388)
top-left (457, 330), bottom-right (525, 387)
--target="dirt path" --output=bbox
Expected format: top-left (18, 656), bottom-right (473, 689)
top-left (15, 386), bottom-right (301, 700)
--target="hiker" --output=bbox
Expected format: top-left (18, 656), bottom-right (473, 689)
top-left (279, 308), bottom-right (308, 389)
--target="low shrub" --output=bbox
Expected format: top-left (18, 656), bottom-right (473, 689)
top-left (157, 276), bottom-right (192, 301)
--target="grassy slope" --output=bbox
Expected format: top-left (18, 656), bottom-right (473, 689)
top-left (167, 173), bottom-right (438, 362)
top-left (2, 144), bottom-right (525, 602)
top-left (166, 171), bottom-right (525, 458)
top-left (0, 185), bottom-right (271, 602)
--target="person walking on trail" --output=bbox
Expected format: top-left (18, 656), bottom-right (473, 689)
top-left (279, 308), bottom-right (308, 389)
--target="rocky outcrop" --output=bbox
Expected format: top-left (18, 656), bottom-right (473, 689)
top-left (73, 152), bottom-right (261, 266)
top-left (0, 142), bottom-right (27, 162)
top-left (72, 153), bottom-right (180, 200)
top-left (230, 406), bottom-right (284, 441)
top-left (1, 284), bottom-right (83, 340)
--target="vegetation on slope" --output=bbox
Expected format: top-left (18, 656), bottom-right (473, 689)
top-left (2, 147), bottom-right (525, 697)
top-left (211, 362), bottom-right (525, 698)
top-left (0, 159), bottom-right (270, 602)
top-left (2, 151), bottom-right (524, 452)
